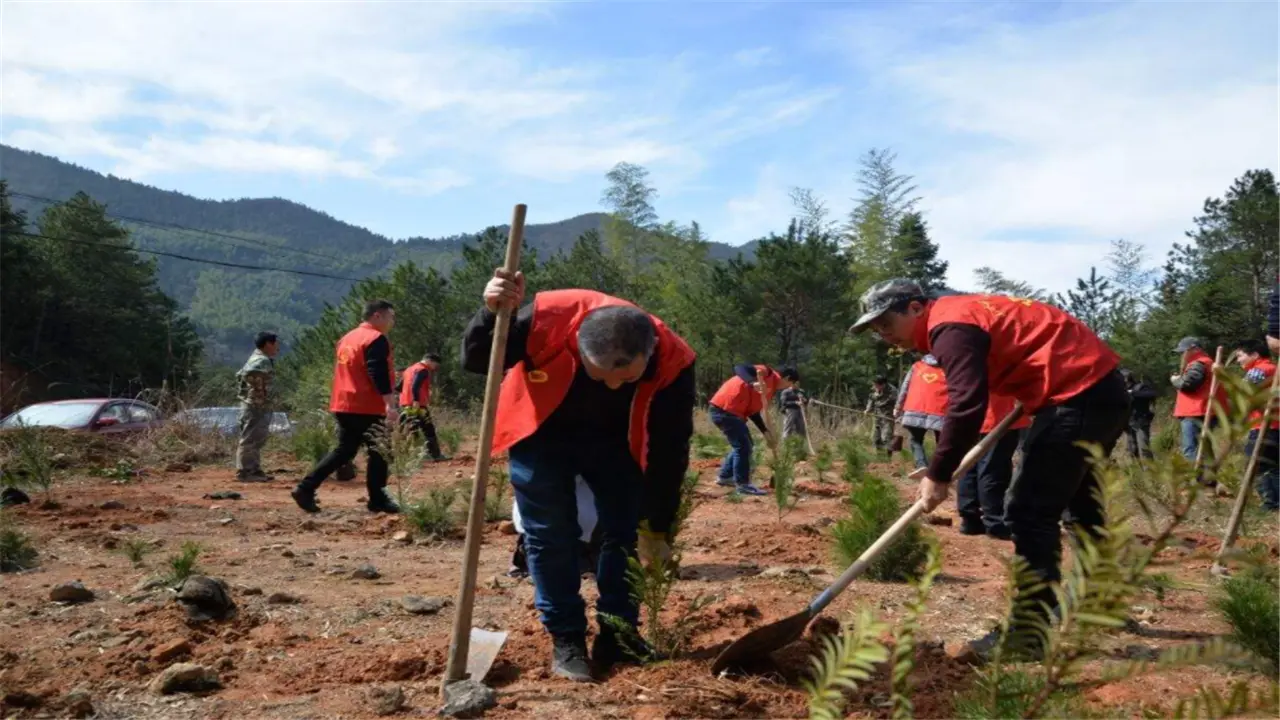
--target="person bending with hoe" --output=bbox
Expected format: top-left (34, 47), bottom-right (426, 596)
top-left (397, 352), bottom-right (449, 461)
top-left (852, 279), bottom-right (1129, 662)
top-left (291, 300), bottom-right (402, 515)
top-left (708, 364), bottom-right (798, 495)
top-left (464, 270), bottom-right (696, 682)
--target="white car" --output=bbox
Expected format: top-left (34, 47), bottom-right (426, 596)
top-left (171, 407), bottom-right (293, 436)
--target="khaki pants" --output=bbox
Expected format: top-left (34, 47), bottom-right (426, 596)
top-left (235, 403), bottom-right (272, 476)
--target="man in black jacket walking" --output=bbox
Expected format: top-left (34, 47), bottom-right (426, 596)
top-left (1121, 369), bottom-right (1157, 461)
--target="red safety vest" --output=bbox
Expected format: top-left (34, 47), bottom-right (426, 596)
top-left (1173, 349), bottom-right (1228, 419)
top-left (399, 361), bottom-right (431, 408)
top-left (490, 290), bottom-right (696, 468)
top-left (917, 294), bottom-right (1119, 414)
top-left (983, 392), bottom-right (1032, 433)
top-left (1243, 357), bottom-right (1279, 430)
top-left (330, 322), bottom-right (394, 415)
top-left (710, 365), bottom-right (780, 419)
top-left (902, 360), bottom-right (949, 416)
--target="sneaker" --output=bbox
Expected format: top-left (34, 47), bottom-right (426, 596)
top-left (236, 470), bottom-right (273, 483)
top-left (291, 487), bottom-right (321, 514)
top-left (958, 520), bottom-right (986, 536)
top-left (367, 489), bottom-right (401, 514)
top-left (956, 626), bottom-right (1047, 666)
top-left (715, 476), bottom-right (736, 487)
top-left (551, 634), bottom-right (593, 683)
top-left (592, 624), bottom-right (659, 673)
top-left (735, 484), bottom-right (768, 496)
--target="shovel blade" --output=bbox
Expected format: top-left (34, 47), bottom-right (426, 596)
top-left (465, 628), bottom-right (508, 683)
top-left (710, 609), bottom-right (813, 675)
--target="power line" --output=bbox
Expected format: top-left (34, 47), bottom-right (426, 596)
top-left (9, 190), bottom-right (355, 266)
top-left (12, 230), bottom-right (361, 281)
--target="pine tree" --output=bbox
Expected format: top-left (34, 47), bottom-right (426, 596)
top-left (1062, 266), bottom-right (1116, 336)
top-left (889, 212), bottom-right (948, 291)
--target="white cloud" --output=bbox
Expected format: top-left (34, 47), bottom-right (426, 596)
top-left (720, 164), bottom-right (793, 242)
top-left (0, 2), bottom-right (829, 204)
top-left (827, 2), bottom-right (1278, 292)
top-left (732, 46), bottom-right (777, 68)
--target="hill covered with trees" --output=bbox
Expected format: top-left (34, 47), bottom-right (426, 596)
top-left (0, 146), bottom-right (755, 364)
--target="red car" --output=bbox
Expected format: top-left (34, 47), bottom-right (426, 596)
top-left (0, 399), bottom-right (164, 434)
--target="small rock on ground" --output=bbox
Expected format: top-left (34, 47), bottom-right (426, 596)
top-left (267, 591), bottom-right (302, 605)
top-left (370, 685), bottom-right (406, 716)
top-left (400, 595), bottom-right (449, 615)
top-left (133, 576), bottom-right (169, 592)
top-left (204, 491), bottom-right (243, 500)
top-left (926, 514), bottom-right (954, 527)
top-left (63, 689), bottom-right (93, 718)
top-left (149, 663), bottom-right (221, 695)
top-left (165, 462), bottom-right (193, 473)
top-left (392, 530), bottom-right (412, 544)
top-left (351, 564), bottom-right (380, 580)
top-left (440, 680), bottom-right (497, 718)
top-left (497, 521), bottom-right (516, 535)
top-left (100, 500), bottom-right (126, 510)
top-left (176, 576), bottom-right (236, 622)
top-left (49, 581), bottom-right (95, 604)
top-left (151, 638), bottom-right (192, 663)
top-left (0, 487), bottom-right (31, 507)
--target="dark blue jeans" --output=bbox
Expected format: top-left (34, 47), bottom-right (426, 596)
top-left (509, 434), bottom-right (642, 637)
top-left (956, 430), bottom-right (1020, 532)
top-left (710, 405), bottom-right (752, 486)
top-left (1245, 428), bottom-right (1280, 511)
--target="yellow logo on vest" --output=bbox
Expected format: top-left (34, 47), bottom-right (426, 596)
top-left (921, 372), bottom-right (939, 383)
top-left (527, 370), bottom-right (549, 383)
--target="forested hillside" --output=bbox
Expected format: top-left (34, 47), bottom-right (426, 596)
top-left (0, 146), bottom-right (755, 363)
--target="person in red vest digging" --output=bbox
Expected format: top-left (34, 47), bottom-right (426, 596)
top-left (397, 352), bottom-right (448, 461)
top-left (851, 279), bottom-right (1129, 662)
top-left (954, 392), bottom-right (1030, 540)
top-left (1170, 337), bottom-right (1228, 472)
top-left (708, 363), bottom-right (798, 495)
top-left (1234, 340), bottom-right (1278, 511)
top-left (895, 354), bottom-right (948, 469)
top-left (464, 269), bottom-right (697, 683)
top-left (292, 300), bottom-right (401, 514)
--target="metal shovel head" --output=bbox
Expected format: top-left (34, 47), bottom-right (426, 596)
top-left (465, 628), bottom-right (508, 683)
top-left (711, 608), bottom-right (813, 675)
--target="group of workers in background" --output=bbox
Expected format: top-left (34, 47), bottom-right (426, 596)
top-left (228, 269), bottom-right (1278, 680)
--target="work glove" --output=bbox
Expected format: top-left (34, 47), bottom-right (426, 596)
top-left (637, 529), bottom-right (672, 569)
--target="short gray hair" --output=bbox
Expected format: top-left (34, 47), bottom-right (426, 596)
top-left (578, 306), bottom-right (656, 369)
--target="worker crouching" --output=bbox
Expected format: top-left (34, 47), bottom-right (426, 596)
top-left (463, 270), bottom-right (696, 682)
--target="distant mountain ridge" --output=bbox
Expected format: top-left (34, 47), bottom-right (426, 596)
top-left (1, 145), bottom-right (755, 363)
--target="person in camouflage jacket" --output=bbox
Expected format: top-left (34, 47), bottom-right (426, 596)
top-left (235, 332), bottom-right (279, 482)
top-left (865, 375), bottom-right (897, 459)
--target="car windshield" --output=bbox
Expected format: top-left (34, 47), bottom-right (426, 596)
top-left (0, 402), bottom-right (103, 429)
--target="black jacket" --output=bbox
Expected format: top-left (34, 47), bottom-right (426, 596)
top-left (1127, 381), bottom-right (1158, 426)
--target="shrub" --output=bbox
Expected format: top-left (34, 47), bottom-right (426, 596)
top-left (1215, 554), bottom-right (1279, 671)
top-left (3, 423), bottom-right (56, 498)
top-left (836, 438), bottom-right (869, 483)
top-left (403, 488), bottom-right (458, 538)
top-left (291, 411), bottom-right (336, 464)
top-left (813, 443), bottom-right (835, 483)
top-left (771, 440), bottom-right (804, 521)
top-left (120, 537), bottom-right (154, 567)
top-left (831, 472), bottom-right (929, 582)
top-left (484, 466), bottom-right (510, 522)
top-left (0, 511), bottom-right (38, 572)
top-left (165, 541), bottom-right (203, 585)
top-left (692, 432), bottom-right (729, 459)
top-left (437, 426), bottom-right (463, 456)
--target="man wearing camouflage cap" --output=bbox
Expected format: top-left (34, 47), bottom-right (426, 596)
top-left (851, 279), bottom-right (1129, 662)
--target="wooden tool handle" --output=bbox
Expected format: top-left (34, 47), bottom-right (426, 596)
top-left (808, 402), bottom-right (1024, 615)
top-left (443, 204), bottom-right (526, 691)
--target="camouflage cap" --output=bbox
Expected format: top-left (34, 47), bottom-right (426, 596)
top-left (1173, 336), bottom-right (1202, 354)
top-left (849, 278), bottom-right (926, 334)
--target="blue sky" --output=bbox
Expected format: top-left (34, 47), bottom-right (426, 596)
top-left (2, 1), bottom-right (1276, 291)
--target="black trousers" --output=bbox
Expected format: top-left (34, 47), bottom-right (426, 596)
top-left (298, 412), bottom-right (388, 495)
top-left (1006, 369), bottom-right (1129, 622)
top-left (402, 408), bottom-right (443, 459)
top-left (956, 429), bottom-right (1020, 532)
top-left (1124, 420), bottom-right (1154, 460)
